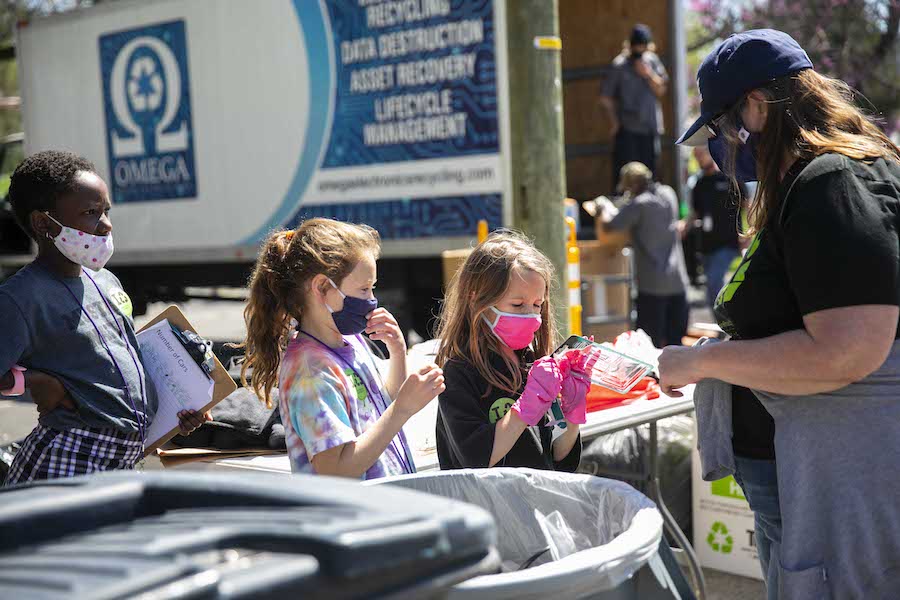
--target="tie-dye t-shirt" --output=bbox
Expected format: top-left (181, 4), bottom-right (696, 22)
top-left (278, 332), bottom-right (415, 480)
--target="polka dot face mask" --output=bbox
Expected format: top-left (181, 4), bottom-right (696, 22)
top-left (44, 213), bottom-right (115, 271)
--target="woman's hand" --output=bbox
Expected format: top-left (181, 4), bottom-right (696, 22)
top-left (658, 345), bottom-right (705, 397)
top-left (177, 410), bottom-right (213, 435)
top-left (366, 308), bottom-right (406, 355)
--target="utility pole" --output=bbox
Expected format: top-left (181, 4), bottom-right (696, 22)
top-left (506, 0), bottom-right (569, 339)
top-left (669, 0), bottom-right (688, 208)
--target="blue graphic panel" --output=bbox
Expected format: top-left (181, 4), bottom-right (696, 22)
top-left (293, 194), bottom-right (502, 239)
top-left (240, 1), bottom-right (333, 244)
top-left (322, 0), bottom-right (498, 167)
top-left (99, 20), bottom-right (197, 203)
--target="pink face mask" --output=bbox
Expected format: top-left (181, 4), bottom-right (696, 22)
top-left (483, 306), bottom-right (542, 350)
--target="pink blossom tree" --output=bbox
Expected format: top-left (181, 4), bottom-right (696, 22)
top-left (687, 0), bottom-right (900, 131)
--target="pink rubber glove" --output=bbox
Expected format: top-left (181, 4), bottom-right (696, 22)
top-left (511, 357), bottom-right (564, 426)
top-left (565, 347), bottom-right (603, 377)
top-left (558, 351), bottom-right (590, 424)
top-left (559, 350), bottom-right (591, 425)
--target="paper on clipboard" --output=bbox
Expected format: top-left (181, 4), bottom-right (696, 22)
top-left (137, 305), bottom-right (238, 456)
top-left (138, 319), bottom-right (214, 453)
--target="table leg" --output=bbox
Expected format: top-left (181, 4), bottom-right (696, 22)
top-left (648, 421), bottom-right (707, 600)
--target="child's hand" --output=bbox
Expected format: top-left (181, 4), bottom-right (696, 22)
top-left (26, 370), bottom-right (76, 416)
top-left (565, 347), bottom-right (601, 376)
top-left (366, 308), bottom-right (406, 355)
top-left (512, 357), bottom-right (563, 426)
top-left (177, 409), bottom-right (213, 435)
top-left (558, 353), bottom-right (589, 424)
top-left (395, 363), bottom-right (444, 418)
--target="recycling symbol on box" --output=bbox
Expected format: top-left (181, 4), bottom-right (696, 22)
top-left (707, 521), bottom-right (734, 554)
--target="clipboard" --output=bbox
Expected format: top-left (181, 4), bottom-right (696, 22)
top-left (138, 305), bottom-right (237, 456)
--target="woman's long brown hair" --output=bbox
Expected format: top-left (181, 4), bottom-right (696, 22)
top-left (239, 218), bottom-right (380, 407)
top-left (435, 230), bottom-right (557, 396)
top-left (718, 69), bottom-right (900, 234)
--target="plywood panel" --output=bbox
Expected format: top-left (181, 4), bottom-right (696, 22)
top-left (566, 155), bottom-right (611, 202)
top-left (562, 79), bottom-right (609, 145)
top-left (560, 0), bottom-right (670, 69)
top-left (560, 0), bottom-right (678, 199)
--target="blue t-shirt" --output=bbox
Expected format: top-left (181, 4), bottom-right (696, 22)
top-left (0, 263), bottom-right (158, 434)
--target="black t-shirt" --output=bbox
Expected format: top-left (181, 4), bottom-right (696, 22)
top-left (435, 349), bottom-right (582, 471)
top-left (691, 172), bottom-right (746, 254)
top-left (714, 154), bottom-right (900, 459)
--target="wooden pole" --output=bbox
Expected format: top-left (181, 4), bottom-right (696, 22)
top-left (505, 0), bottom-right (569, 339)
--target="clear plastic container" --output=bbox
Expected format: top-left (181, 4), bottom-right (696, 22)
top-left (555, 336), bottom-right (655, 395)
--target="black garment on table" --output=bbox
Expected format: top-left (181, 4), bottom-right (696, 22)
top-left (691, 171), bottom-right (747, 254)
top-left (714, 154), bottom-right (900, 460)
top-left (436, 348), bottom-right (581, 472)
top-left (613, 129), bottom-right (658, 187)
top-left (172, 387), bottom-right (286, 450)
top-left (636, 292), bottom-right (689, 348)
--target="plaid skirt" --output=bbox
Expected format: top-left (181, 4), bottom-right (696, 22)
top-left (3, 424), bottom-right (143, 486)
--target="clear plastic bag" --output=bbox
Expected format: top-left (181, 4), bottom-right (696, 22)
top-left (369, 468), bottom-right (664, 596)
top-left (533, 508), bottom-right (592, 563)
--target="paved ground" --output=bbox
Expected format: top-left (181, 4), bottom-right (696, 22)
top-left (2, 286), bottom-right (766, 599)
top-left (703, 568), bottom-right (764, 599)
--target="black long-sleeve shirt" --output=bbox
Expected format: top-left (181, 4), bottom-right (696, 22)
top-left (435, 349), bottom-right (581, 471)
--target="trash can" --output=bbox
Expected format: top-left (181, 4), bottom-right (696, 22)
top-left (0, 471), bottom-right (499, 599)
top-left (369, 468), bottom-right (693, 599)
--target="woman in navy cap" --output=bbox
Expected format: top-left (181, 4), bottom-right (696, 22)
top-left (660, 29), bottom-right (900, 599)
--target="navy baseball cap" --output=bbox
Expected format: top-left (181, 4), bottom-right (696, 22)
top-left (677, 29), bottom-right (813, 146)
top-left (631, 24), bottom-right (652, 46)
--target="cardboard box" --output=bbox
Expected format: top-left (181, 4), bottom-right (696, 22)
top-left (692, 422), bottom-right (763, 580)
top-left (583, 279), bottom-right (630, 320)
top-left (584, 321), bottom-right (629, 344)
top-left (578, 241), bottom-right (631, 320)
top-left (578, 241), bottom-right (630, 276)
top-left (595, 221), bottom-right (632, 247)
top-left (441, 248), bottom-right (472, 288)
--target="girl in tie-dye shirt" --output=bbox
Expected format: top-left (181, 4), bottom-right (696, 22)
top-left (239, 218), bottom-right (445, 480)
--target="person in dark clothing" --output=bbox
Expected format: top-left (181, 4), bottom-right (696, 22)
top-left (689, 145), bottom-right (748, 309)
top-left (600, 24), bottom-right (668, 187)
top-left (434, 231), bottom-right (586, 471)
top-left (661, 29), bottom-right (900, 599)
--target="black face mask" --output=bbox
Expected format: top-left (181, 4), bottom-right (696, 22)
top-left (631, 50), bottom-right (644, 61)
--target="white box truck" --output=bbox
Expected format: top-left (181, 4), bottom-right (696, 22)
top-left (7, 0), bottom-right (513, 336)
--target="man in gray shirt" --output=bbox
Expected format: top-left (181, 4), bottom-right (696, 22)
top-left (600, 24), bottom-right (668, 187)
top-left (598, 162), bottom-right (689, 348)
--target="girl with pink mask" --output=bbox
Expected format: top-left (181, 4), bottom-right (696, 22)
top-left (434, 231), bottom-right (586, 471)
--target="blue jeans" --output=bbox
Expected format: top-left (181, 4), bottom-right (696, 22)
top-left (732, 455), bottom-right (781, 600)
top-left (704, 247), bottom-right (740, 310)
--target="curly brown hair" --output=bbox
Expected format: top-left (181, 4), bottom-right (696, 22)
top-left (239, 218), bottom-right (380, 407)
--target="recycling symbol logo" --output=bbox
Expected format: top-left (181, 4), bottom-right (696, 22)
top-left (127, 56), bottom-right (164, 113)
top-left (707, 521), bottom-right (734, 554)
